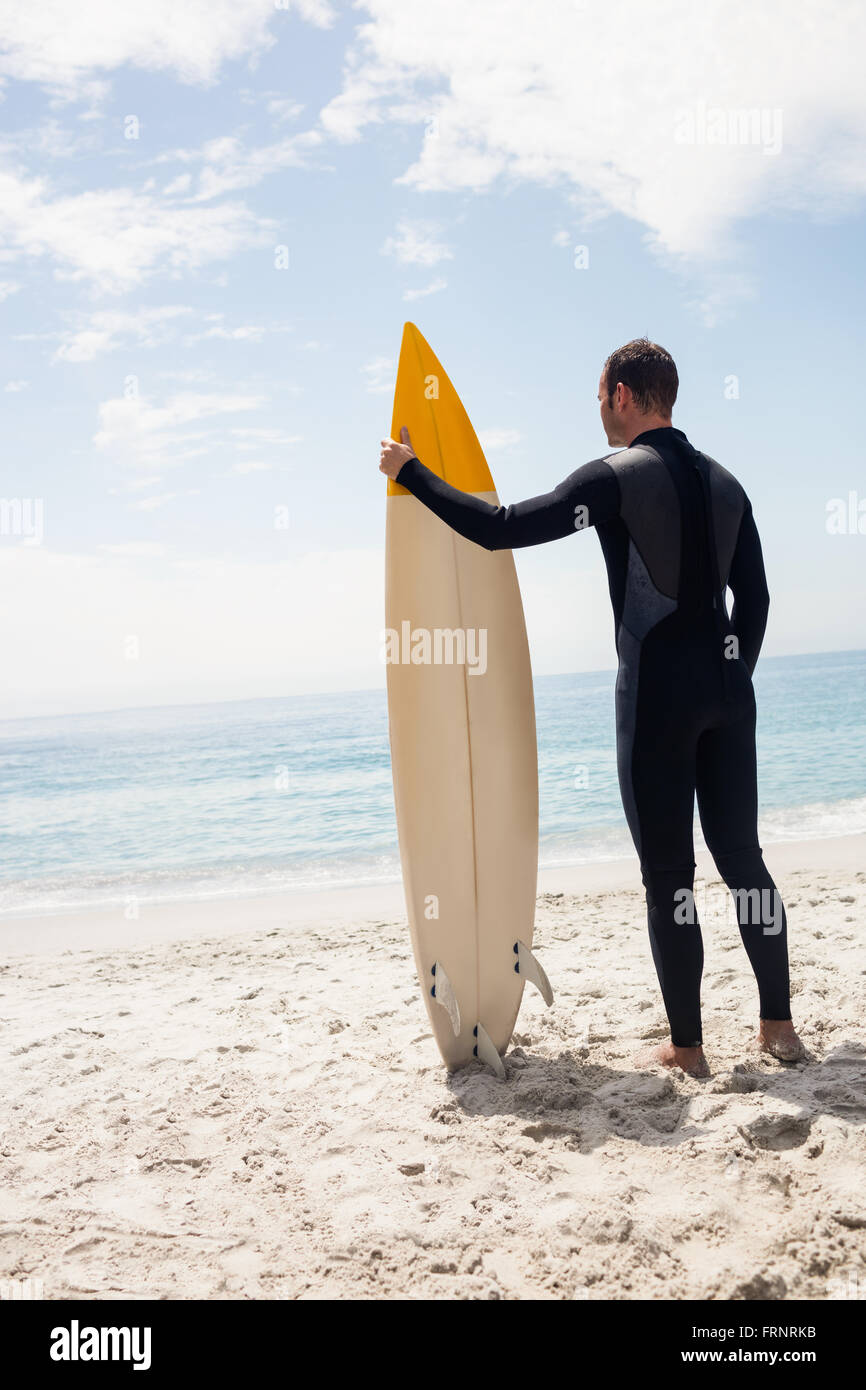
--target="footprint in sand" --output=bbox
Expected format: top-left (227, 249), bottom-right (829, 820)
top-left (742, 1112), bottom-right (812, 1151)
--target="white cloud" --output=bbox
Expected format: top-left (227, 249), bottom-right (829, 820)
top-left (318, 44), bottom-right (415, 144)
top-left (282, 0), bottom-right (337, 27)
top-left (0, 1), bottom-right (333, 99)
top-left (0, 280), bottom-right (21, 300)
top-left (230, 427), bottom-right (302, 447)
top-left (0, 166), bottom-right (272, 293)
top-left (53, 305), bottom-right (193, 363)
top-left (686, 271), bottom-right (758, 328)
top-left (94, 390), bottom-right (266, 470)
top-left (477, 427), bottom-right (521, 452)
top-left (184, 321), bottom-right (268, 344)
top-left (268, 97), bottom-right (306, 123)
top-left (3, 379), bottom-right (28, 392)
top-left (111, 476), bottom-right (163, 494)
top-left (323, 0), bottom-right (866, 263)
top-left (153, 130), bottom-right (326, 202)
top-left (156, 368), bottom-right (215, 385)
top-left (131, 492), bottom-right (179, 511)
top-left (402, 276), bottom-right (447, 301)
top-left (190, 131), bottom-right (326, 200)
top-left (382, 218), bottom-right (453, 266)
top-left (360, 357), bottom-right (394, 394)
top-left (0, 118), bottom-right (100, 160)
top-left (163, 173), bottom-right (192, 197)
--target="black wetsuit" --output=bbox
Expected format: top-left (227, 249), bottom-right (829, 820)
top-left (395, 426), bottom-right (791, 1046)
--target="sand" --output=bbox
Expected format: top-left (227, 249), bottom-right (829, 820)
top-left (1, 834), bottom-right (864, 1301)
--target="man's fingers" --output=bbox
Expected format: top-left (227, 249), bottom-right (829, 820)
top-left (378, 432), bottom-right (414, 480)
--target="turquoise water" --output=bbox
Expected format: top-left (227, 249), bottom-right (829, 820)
top-left (0, 650), bottom-right (864, 917)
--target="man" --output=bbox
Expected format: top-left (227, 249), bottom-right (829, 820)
top-left (379, 338), bottom-right (804, 1077)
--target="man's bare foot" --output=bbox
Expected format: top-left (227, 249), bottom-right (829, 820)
top-left (635, 1042), bottom-right (710, 1078)
top-left (759, 1018), bottom-right (805, 1062)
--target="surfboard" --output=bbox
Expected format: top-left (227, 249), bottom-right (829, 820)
top-left (384, 322), bottom-right (552, 1076)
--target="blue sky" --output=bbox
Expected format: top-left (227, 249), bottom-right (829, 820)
top-left (1, 0), bottom-right (864, 717)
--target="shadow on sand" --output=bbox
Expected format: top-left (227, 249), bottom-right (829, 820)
top-left (440, 1039), bottom-right (866, 1155)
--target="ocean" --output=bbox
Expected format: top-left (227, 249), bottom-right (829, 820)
top-left (1, 650), bottom-right (864, 918)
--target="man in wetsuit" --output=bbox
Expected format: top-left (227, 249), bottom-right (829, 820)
top-left (379, 338), bottom-right (804, 1077)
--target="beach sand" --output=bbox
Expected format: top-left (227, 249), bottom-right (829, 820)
top-left (1, 835), bottom-right (864, 1301)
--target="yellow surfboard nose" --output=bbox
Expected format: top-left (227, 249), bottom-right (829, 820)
top-left (387, 321), bottom-right (496, 496)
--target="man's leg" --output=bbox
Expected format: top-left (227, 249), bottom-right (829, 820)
top-left (695, 690), bottom-right (802, 1058)
top-left (632, 748), bottom-right (705, 1051)
top-left (618, 679), bottom-right (707, 1071)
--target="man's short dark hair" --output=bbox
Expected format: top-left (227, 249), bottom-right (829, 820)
top-left (602, 338), bottom-right (678, 415)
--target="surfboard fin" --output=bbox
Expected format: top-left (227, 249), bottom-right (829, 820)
top-left (514, 939), bottom-right (554, 1006)
top-left (474, 1023), bottom-right (506, 1080)
top-left (430, 961), bottom-right (461, 1036)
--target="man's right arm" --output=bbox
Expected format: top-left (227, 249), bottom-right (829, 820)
top-left (727, 498), bottom-right (770, 675)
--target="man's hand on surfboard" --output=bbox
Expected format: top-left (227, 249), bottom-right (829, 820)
top-left (379, 426), bottom-right (416, 479)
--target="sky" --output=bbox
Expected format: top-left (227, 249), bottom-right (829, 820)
top-left (1, 0), bottom-right (865, 718)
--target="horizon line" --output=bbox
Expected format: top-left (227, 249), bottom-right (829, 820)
top-left (1, 645), bottom-right (863, 727)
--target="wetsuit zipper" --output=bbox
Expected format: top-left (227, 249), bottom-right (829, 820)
top-left (692, 449), bottom-right (733, 704)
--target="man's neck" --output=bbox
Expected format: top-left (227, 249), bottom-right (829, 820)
top-left (628, 418), bottom-right (674, 445)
